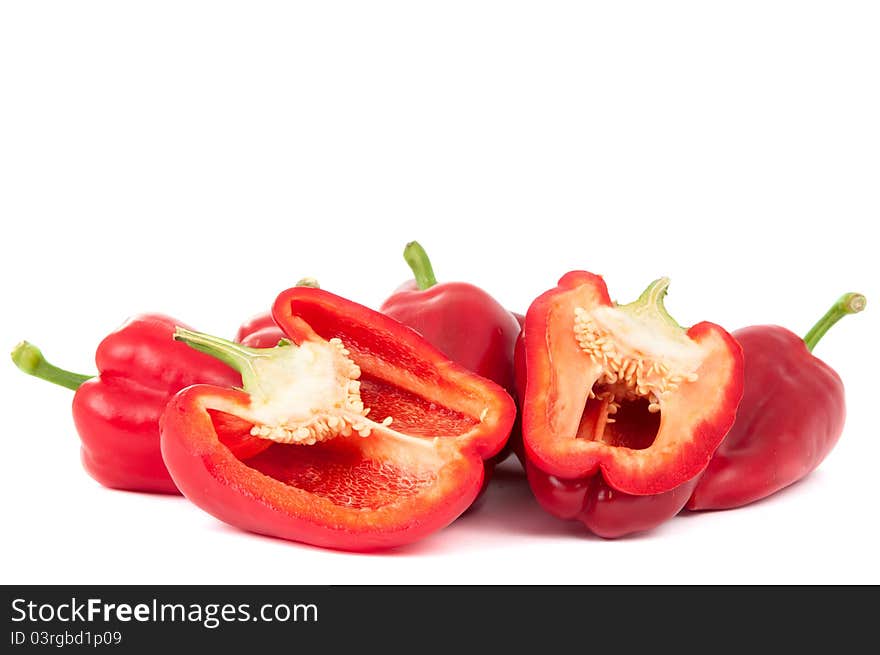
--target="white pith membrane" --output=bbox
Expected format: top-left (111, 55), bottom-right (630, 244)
top-left (573, 302), bottom-right (703, 445)
top-left (243, 337), bottom-right (402, 446)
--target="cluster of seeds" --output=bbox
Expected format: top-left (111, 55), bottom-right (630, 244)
top-left (248, 337), bottom-right (393, 445)
top-left (573, 307), bottom-right (698, 420)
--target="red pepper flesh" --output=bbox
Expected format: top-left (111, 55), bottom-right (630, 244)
top-left (688, 292), bottom-right (865, 510)
top-left (519, 271), bottom-right (743, 537)
top-left (516, 312), bottom-right (704, 538)
top-left (161, 287), bottom-right (515, 551)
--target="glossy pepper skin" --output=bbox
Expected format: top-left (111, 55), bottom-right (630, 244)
top-left (380, 242), bottom-right (522, 397)
top-left (161, 287), bottom-right (516, 551)
top-left (235, 314), bottom-right (284, 347)
top-left (688, 293), bottom-right (866, 510)
top-left (381, 242), bottom-right (522, 485)
top-left (518, 271), bottom-right (743, 537)
top-left (12, 315), bottom-right (241, 494)
top-left (235, 277), bottom-right (320, 348)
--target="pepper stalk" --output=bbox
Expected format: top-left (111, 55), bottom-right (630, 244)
top-left (10, 341), bottom-right (92, 390)
top-left (403, 241), bottom-right (438, 290)
top-left (803, 292), bottom-right (866, 352)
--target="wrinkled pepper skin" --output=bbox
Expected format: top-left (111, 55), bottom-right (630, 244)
top-left (688, 326), bottom-right (845, 510)
top-left (518, 271), bottom-right (743, 537)
top-left (525, 459), bottom-right (700, 538)
top-left (74, 315), bottom-right (241, 493)
top-left (161, 287), bottom-right (516, 551)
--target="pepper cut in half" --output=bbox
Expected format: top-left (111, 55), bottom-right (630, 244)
top-left (518, 271), bottom-right (743, 536)
top-left (160, 287), bottom-right (515, 551)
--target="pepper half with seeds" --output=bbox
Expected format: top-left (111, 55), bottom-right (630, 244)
top-left (160, 287), bottom-right (515, 551)
top-left (517, 271), bottom-right (743, 537)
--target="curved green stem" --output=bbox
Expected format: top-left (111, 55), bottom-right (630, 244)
top-left (175, 326), bottom-right (300, 403)
top-left (174, 327), bottom-right (268, 378)
top-left (803, 292), bottom-right (866, 352)
top-left (403, 241), bottom-right (438, 290)
top-left (619, 277), bottom-right (681, 329)
top-left (11, 341), bottom-right (93, 391)
top-left (295, 277), bottom-right (320, 289)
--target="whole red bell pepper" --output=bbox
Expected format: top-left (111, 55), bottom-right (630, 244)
top-left (517, 271), bottom-right (743, 537)
top-left (688, 292), bottom-right (866, 510)
top-left (380, 241), bottom-right (522, 396)
top-left (161, 287), bottom-right (516, 551)
top-left (11, 315), bottom-right (241, 494)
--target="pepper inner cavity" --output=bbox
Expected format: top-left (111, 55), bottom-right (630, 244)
top-left (246, 337), bottom-right (393, 446)
top-left (573, 306), bottom-right (697, 448)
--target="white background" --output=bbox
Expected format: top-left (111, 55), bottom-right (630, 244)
top-left (1, 2), bottom-right (878, 584)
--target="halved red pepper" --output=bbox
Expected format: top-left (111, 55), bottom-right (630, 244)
top-left (518, 271), bottom-right (743, 537)
top-left (11, 315), bottom-right (241, 494)
top-left (160, 287), bottom-right (515, 551)
top-left (688, 292), bottom-right (866, 510)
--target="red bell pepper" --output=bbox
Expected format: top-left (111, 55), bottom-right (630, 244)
top-left (517, 271), bottom-right (743, 537)
top-left (688, 292), bottom-right (866, 510)
top-left (161, 287), bottom-right (515, 551)
top-left (380, 242), bottom-right (522, 397)
top-left (235, 277), bottom-right (320, 348)
top-left (381, 242), bottom-right (523, 482)
top-left (11, 315), bottom-right (241, 494)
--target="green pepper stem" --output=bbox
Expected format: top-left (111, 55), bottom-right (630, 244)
top-left (173, 326), bottom-right (269, 378)
top-left (295, 277), bottom-right (320, 288)
top-left (10, 341), bottom-right (93, 391)
top-left (175, 326), bottom-right (291, 402)
top-left (619, 277), bottom-right (681, 329)
top-left (403, 241), bottom-right (438, 290)
top-left (803, 292), bottom-right (866, 352)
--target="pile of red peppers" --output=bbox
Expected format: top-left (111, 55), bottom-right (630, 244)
top-left (12, 242), bottom-right (866, 550)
